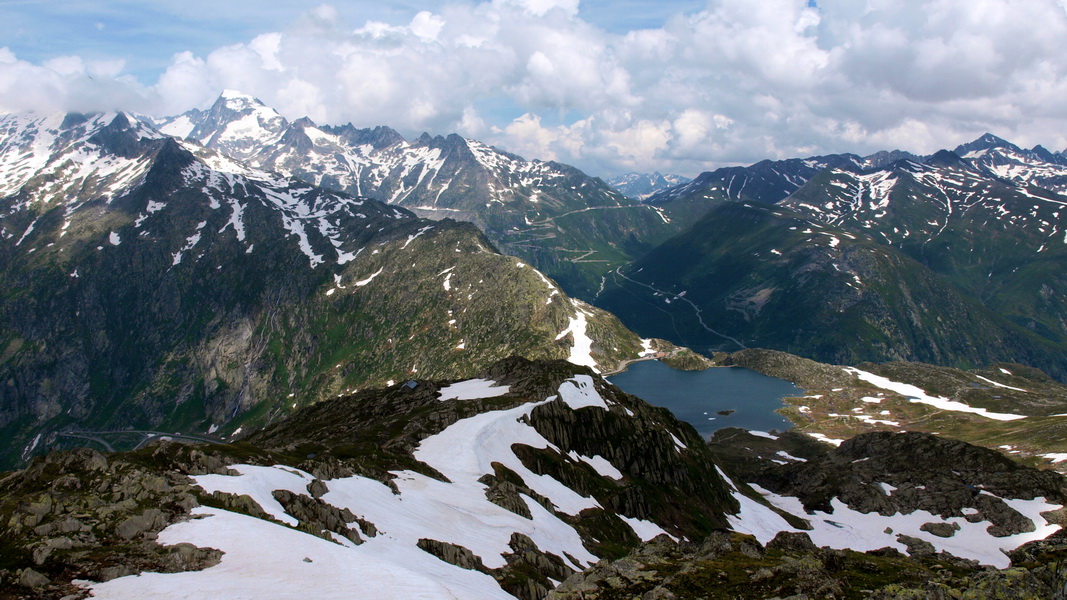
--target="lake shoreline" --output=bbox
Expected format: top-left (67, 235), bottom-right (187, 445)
top-left (608, 360), bottom-right (801, 439)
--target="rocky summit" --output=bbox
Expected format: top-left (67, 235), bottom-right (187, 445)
top-left (1, 359), bottom-right (1064, 599)
top-left (0, 358), bottom-right (735, 600)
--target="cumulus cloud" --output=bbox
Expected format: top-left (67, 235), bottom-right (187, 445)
top-left (3, 0), bottom-right (1067, 176)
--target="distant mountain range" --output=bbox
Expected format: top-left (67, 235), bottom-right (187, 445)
top-left (151, 91), bottom-right (678, 298)
top-left (597, 133), bottom-right (1067, 378)
top-left (605, 172), bottom-right (691, 200)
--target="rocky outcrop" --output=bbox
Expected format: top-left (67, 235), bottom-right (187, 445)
top-left (740, 431), bottom-right (1067, 537)
top-left (0, 447), bottom-right (219, 600)
top-left (416, 539), bottom-right (489, 573)
top-left (549, 529), bottom-right (1067, 600)
top-left (272, 489), bottom-right (363, 545)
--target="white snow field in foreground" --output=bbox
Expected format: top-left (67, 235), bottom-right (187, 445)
top-left (84, 377), bottom-right (655, 599)
top-left (723, 469), bottom-right (1062, 569)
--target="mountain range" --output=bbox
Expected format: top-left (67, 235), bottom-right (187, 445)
top-left (597, 133), bottom-right (1067, 379)
top-left (151, 91), bottom-right (678, 298)
top-left (141, 93), bottom-right (1067, 380)
top-left (0, 108), bottom-right (677, 469)
top-left (605, 172), bottom-right (691, 200)
top-left (1, 91), bottom-right (1066, 599)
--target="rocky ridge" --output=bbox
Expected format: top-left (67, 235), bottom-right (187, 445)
top-left (548, 427), bottom-right (1067, 599)
top-left (0, 358), bottom-right (736, 600)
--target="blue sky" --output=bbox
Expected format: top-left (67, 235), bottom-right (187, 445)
top-left (1, 0), bottom-right (1066, 177)
top-left (1, 1), bottom-right (705, 81)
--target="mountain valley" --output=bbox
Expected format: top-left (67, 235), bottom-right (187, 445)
top-left (1, 100), bottom-right (1066, 600)
top-left (596, 134), bottom-right (1067, 380)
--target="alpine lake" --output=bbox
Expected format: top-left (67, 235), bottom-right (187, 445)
top-left (607, 360), bottom-right (802, 439)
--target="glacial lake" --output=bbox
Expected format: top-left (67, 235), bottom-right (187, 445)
top-left (607, 360), bottom-right (803, 439)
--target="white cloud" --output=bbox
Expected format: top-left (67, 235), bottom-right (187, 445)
top-left (3, 0), bottom-right (1067, 175)
top-left (410, 11), bottom-right (446, 41)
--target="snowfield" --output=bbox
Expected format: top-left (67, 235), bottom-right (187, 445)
top-left (83, 377), bottom-right (645, 599)
top-left (724, 473), bottom-right (1062, 569)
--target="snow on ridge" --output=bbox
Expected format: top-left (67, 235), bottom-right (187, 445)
top-left (193, 465), bottom-right (314, 527)
top-left (530, 267), bottom-right (560, 304)
top-left (723, 473), bottom-right (1062, 569)
top-left (555, 300), bottom-right (598, 372)
top-left (93, 390), bottom-right (664, 598)
top-left (437, 378), bottom-right (511, 401)
top-left (84, 505), bottom-right (514, 600)
top-left (845, 367), bottom-right (1026, 421)
top-left (973, 374), bottom-right (1028, 393)
top-left (401, 225), bottom-right (434, 249)
top-left (557, 375), bottom-right (611, 410)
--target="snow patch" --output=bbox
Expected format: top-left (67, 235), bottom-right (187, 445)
top-left (845, 367), bottom-right (1026, 421)
top-left (355, 267), bottom-right (384, 287)
top-left (437, 379), bottom-right (511, 401)
top-left (568, 451), bottom-right (623, 480)
top-left (619, 515), bottom-right (674, 542)
top-left (747, 430), bottom-right (778, 440)
top-left (974, 374), bottom-right (1028, 393)
top-left (555, 300), bottom-right (598, 371)
top-left (557, 375), bottom-right (611, 410)
top-left (730, 482), bottom-right (1061, 568)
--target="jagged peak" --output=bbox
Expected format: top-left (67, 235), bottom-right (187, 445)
top-left (954, 132), bottom-right (1018, 156)
top-left (210, 90), bottom-right (278, 118)
top-left (1030, 144), bottom-right (1056, 162)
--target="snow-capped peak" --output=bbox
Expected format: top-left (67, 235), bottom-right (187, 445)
top-left (219, 89), bottom-right (264, 107)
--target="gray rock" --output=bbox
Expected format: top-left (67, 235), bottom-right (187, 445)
top-left (18, 568), bottom-right (50, 588)
top-left (115, 508), bottom-right (165, 540)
